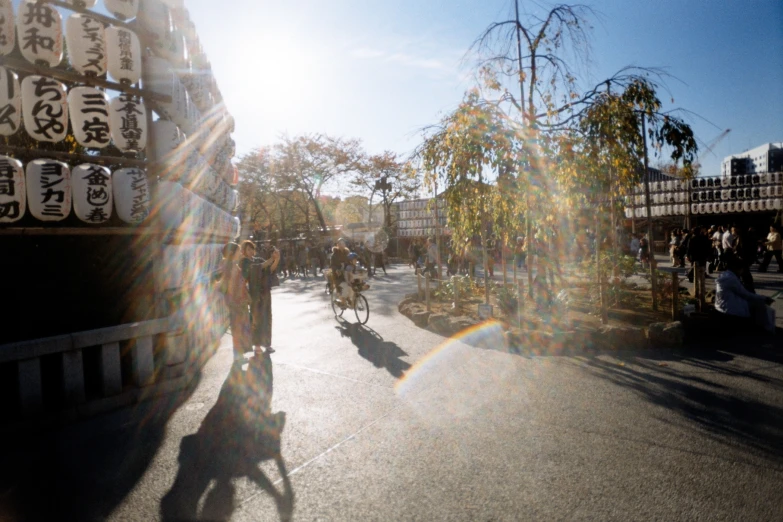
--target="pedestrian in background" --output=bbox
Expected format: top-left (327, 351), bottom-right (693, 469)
top-left (759, 225), bottom-right (783, 273)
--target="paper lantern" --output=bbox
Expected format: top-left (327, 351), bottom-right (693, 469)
top-left (0, 155), bottom-right (25, 223)
top-left (721, 177), bottom-right (729, 187)
top-left (759, 200), bottom-right (767, 211)
top-left (142, 55), bottom-right (174, 104)
top-left (776, 186), bottom-right (783, 197)
top-left (751, 200), bottom-right (759, 212)
top-left (773, 173), bottom-right (781, 184)
top-left (113, 168), bottom-right (149, 224)
top-left (0, 0), bottom-right (15, 57)
top-left (138, 0), bottom-right (171, 51)
top-left (775, 199), bottom-right (782, 210)
top-left (72, 163), bottom-right (112, 223)
top-left (68, 86), bottom-right (111, 148)
top-left (16, 0), bottom-right (62, 66)
top-left (64, 0), bottom-right (98, 7)
top-left (742, 201), bottom-right (751, 212)
top-left (161, 26), bottom-right (187, 68)
top-left (624, 208), bottom-right (632, 219)
top-left (105, 0), bottom-right (139, 20)
top-left (106, 26), bottom-right (142, 84)
top-left (26, 159), bottom-right (71, 221)
top-left (22, 75), bottom-right (68, 143)
top-left (149, 119), bottom-right (183, 162)
top-left (0, 67), bottom-right (21, 136)
top-left (760, 187), bottom-right (768, 198)
top-left (720, 203), bottom-right (727, 213)
top-left (66, 14), bottom-right (107, 77)
top-left (109, 93), bottom-right (147, 152)
top-left (691, 204), bottom-right (699, 215)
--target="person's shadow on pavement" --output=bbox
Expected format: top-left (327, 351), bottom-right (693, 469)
top-left (160, 355), bottom-right (293, 521)
top-left (336, 321), bottom-right (412, 378)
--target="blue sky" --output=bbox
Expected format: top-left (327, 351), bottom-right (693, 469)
top-left (186, 0), bottom-right (783, 177)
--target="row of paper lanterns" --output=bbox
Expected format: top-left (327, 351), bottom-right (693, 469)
top-left (0, 155), bottom-right (149, 224)
top-left (635, 173), bottom-right (783, 194)
top-left (631, 185), bottom-right (783, 205)
top-left (625, 200), bottom-right (783, 218)
top-left (0, 68), bottom-right (147, 152)
top-left (0, 0), bottom-right (227, 116)
top-left (156, 181), bottom-right (239, 239)
top-left (160, 243), bottom-right (225, 290)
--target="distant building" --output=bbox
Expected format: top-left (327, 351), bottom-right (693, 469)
top-left (393, 197), bottom-right (449, 240)
top-left (721, 142), bottom-right (783, 177)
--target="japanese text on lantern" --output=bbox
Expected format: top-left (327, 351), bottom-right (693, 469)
top-left (116, 93), bottom-right (143, 150)
top-left (80, 165), bottom-right (111, 222)
top-left (80, 16), bottom-right (105, 74)
top-left (23, 76), bottom-right (67, 142)
top-left (118, 29), bottom-right (134, 72)
top-left (0, 156), bottom-right (24, 222)
top-left (19, 1), bottom-right (61, 65)
top-left (129, 169), bottom-right (148, 222)
top-left (80, 92), bottom-right (110, 145)
top-left (38, 162), bottom-right (69, 218)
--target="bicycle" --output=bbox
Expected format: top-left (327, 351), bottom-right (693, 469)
top-left (327, 267), bottom-right (370, 324)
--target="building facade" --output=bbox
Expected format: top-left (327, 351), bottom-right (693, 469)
top-left (721, 142), bottom-right (783, 178)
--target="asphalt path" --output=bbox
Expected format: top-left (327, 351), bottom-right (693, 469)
top-left (1, 265), bottom-right (783, 521)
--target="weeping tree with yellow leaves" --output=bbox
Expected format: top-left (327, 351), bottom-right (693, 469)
top-left (417, 90), bottom-right (525, 305)
top-left (551, 76), bottom-right (698, 316)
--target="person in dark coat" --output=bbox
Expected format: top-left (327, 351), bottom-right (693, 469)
top-left (686, 226), bottom-right (711, 310)
top-left (240, 241), bottom-right (280, 355)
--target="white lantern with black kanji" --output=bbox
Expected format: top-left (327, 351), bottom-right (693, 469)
top-left (0, 67), bottom-right (21, 136)
top-left (106, 26), bottom-right (142, 84)
top-left (68, 86), bottom-right (111, 149)
top-left (72, 163), bottom-right (112, 224)
top-left (0, 0), bottom-right (15, 57)
top-left (65, 14), bottom-right (107, 77)
top-left (21, 75), bottom-right (68, 143)
top-left (110, 93), bottom-right (147, 152)
top-left (16, 0), bottom-right (62, 67)
top-left (113, 167), bottom-right (149, 224)
top-left (105, 0), bottom-right (139, 21)
top-left (26, 159), bottom-right (71, 222)
top-left (0, 155), bottom-right (25, 223)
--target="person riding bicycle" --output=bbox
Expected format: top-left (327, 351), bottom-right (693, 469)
top-left (329, 238), bottom-right (350, 294)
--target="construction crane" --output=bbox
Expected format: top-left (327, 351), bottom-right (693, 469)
top-left (694, 128), bottom-right (731, 174)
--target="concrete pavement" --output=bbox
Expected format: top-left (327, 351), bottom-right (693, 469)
top-left (1, 265), bottom-right (782, 521)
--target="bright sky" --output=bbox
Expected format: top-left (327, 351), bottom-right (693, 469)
top-left (187, 0), bottom-right (783, 178)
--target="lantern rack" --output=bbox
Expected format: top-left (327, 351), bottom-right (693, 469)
top-left (0, 57), bottom-right (172, 105)
top-left (0, 145), bottom-right (148, 169)
top-left (0, 226), bottom-right (234, 242)
top-left (44, 0), bottom-right (136, 32)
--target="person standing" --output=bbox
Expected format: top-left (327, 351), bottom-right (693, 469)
top-left (218, 242), bottom-right (252, 364)
top-left (686, 226), bottom-right (711, 311)
top-left (240, 241), bottom-right (280, 355)
top-left (374, 250), bottom-right (387, 276)
top-left (722, 226), bottom-right (737, 254)
top-left (759, 225), bottom-right (783, 273)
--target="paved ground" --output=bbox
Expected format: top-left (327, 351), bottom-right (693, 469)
top-left (1, 265), bottom-right (783, 521)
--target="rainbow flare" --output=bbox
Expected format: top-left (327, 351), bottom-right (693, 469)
top-left (395, 320), bottom-right (507, 396)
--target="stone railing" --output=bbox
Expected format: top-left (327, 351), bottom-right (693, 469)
top-left (0, 315), bottom-right (185, 420)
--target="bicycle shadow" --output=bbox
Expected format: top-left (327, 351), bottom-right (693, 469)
top-left (335, 321), bottom-right (412, 378)
top-left (160, 355), bottom-right (293, 521)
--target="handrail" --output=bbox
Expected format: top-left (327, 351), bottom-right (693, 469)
top-left (0, 314), bottom-right (182, 364)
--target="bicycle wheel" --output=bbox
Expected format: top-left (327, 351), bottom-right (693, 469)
top-left (331, 292), bottom-right (344, 317)
top-left (354, 294), bottom-right (369, 324)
